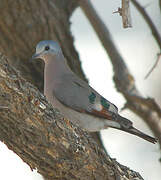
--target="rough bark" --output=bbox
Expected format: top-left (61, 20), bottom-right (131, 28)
top-left (0, 54), bottom-right (144, 180)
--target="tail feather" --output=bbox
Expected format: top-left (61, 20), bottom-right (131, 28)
top-left (112, 115), bottom-right (157, 144)
top-left (118, 126), bottom-right (157, 144)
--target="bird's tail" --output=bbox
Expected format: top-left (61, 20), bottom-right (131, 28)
top-left (112, 115), bottom-right (157, 144)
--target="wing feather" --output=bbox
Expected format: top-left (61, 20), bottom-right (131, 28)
top-left (53, 73), bottom-right (118, 119)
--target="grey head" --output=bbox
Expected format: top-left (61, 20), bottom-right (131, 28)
top-left (31, 40), bottom-right (62, 62)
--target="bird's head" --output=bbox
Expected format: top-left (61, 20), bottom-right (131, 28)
top-left (31, 40), bottom-right (62, 62)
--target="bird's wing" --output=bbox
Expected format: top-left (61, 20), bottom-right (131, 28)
top-left (53, 73), bottom-right (118, 120)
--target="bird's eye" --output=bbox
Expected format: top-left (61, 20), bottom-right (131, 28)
top-left (45, 46), bottom-right (50, 51)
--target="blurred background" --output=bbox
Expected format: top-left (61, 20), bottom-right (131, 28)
top-left (0, 0), bottom-right (160, 179)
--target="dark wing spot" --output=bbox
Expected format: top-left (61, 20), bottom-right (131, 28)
top-left (88, 92), bottom-right (96, 104)
top-left (100, 97), bottom-right (110, 110)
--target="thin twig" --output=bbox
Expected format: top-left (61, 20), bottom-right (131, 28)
top-left (113, 7), bottom-right (122, 16)
top-left (144, 53), bottom-right (161, 79)
top-left (131, 0), bottom-right (161, 50)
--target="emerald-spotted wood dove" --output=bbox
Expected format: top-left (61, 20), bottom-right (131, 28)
top-left (31, 40), bottom-right (157, 144)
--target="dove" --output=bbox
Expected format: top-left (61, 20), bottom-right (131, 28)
top-left (31, 40), bottom-right (157, 144)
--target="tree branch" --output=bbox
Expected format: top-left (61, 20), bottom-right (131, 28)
top-left (121, 0), bottom-right (132, 28)
top-left (0, 53), bottom-right (144, 180)
top-left (144, 53), bottom-right (161, 79)
top-left (113, 0), bottom-right (132, 28)
top-left (79, 0), bottom-right (161, 148)
top-left (131, 0), bottom-right (161, 50)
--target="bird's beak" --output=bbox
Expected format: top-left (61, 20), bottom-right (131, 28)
top-left (29, 53), bottom-right (41, 62)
